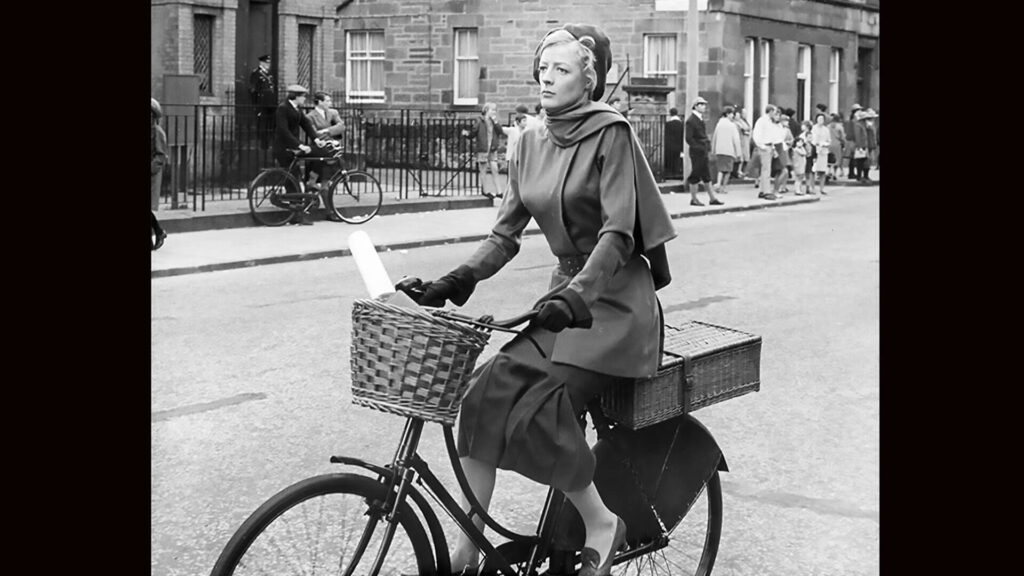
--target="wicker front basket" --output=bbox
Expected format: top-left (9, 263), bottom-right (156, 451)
top-left (349, 299), bottom-right (491, 426)
top-left (600, 321), bottom-right (762, 430)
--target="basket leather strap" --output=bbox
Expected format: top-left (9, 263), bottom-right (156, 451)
top-left (657, 296), bottom-right (665, 366)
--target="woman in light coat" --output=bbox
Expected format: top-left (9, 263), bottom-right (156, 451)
top-left (732, 107), bottom-right (752, 178)
top-left (809, 112), bottom-right (832, 195)
top-left (710, 105), bottom-right (743, 194)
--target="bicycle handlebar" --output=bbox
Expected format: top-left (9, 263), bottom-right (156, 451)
top-left (433, 309), bottom-right (538, 331)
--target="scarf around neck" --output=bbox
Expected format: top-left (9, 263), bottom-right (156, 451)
top-left (541, 99), bottom-right (677, 285)
top-left (544, 100), bottom-right (623, 148)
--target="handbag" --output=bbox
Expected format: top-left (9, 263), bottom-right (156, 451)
top-left (854, 147), bottom-right (868, 159)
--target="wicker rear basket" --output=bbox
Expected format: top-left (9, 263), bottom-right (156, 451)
top-left (349, 299), bottom-right (491, 426)
top-left (600, 321), bottom-right (762, 430)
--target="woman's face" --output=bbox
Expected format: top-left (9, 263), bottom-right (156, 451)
top-left (815, 115), bottom-right (826, 126)
top-left (537, 43), bottom-right (588, 111)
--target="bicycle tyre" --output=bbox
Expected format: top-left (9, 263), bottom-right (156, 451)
top-left (329, 169), bottom-right (383, 224)
top-left (611, 470), bottom-right (722, 576)
top-left (248, 169), bottom-right (298, 227)
top-left (209, 473), bottom-right (435, 576)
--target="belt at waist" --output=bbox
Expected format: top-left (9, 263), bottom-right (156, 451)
top-left (557, 253), bottom-right (589, 276)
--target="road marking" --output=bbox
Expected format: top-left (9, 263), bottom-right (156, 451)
top-left (662, 295), bottom-right (737, 314)
top-left (722, 479), bottom-right (879, 522)
top-left (152, 392), bottom-right (267, 423)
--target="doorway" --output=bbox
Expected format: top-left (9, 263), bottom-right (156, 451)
top-left (857, 46), bottom-right (874, 108)
top-left (234, 0), bottom-right (279, 105)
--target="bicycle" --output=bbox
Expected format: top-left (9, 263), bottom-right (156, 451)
top-left (248, 142), bottom-right (384, 226)
top-left (211, 296), bottom-right (733, 576)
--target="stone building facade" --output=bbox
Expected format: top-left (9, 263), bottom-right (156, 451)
top-left (151, 0), bottom-right (879, 123)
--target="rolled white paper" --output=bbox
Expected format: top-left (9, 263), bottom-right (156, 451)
top-left (348, 231), bottom-right (395, 299)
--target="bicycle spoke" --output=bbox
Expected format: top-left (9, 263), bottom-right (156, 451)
top-left (332, 171), bottom-right (382, 224)
top-left (223, 490), bottom-right (421, 575)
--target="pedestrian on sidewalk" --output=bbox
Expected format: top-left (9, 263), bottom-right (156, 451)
top-left (465, 102), bottom-right (506, 199)
top-left (248, 54), bottom-right (277, 150)
top-left (791, 122), bottom-right (810, 195)
top-left (710, 105), bottom-right (742, 195)
top-left (304, 91), bottom-right (345, 221)
top-left (775, 111), bottom-right (795, 194)
top-left (405, 24), bottom-right (676, 576)
top-left (751, 104), bottom-right (782, 200)
top-left (827, 113), bottom-right (845, 184)
top-left (864, 108), bottom-right (878, 183)
top-left (664, 107), bottom-right (684, 178)
top-left (732, 106), bottom-right (752, 179)
top-left (845, 103), bottom-right (863, 180)
top-left (151, 98), bottom-right (168, 250)
top-left (517, 103), bottom-right (544, 132)
top-left (685, 96), bottom-right (723, 206)
top-left (810, 112), bottom-right (832, 195)
top-left (502, 111), bottom-right (529, 196)
top-left (273, 84), bottom-right (322, 225)
top-left (851, 109), bottom-right (870, 183)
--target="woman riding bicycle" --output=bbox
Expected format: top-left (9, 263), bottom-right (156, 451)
top-left (406, 24), bottom-right (677, 576)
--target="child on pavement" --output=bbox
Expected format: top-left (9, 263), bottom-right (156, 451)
top-left (791, 122), bottom-right (810, 196)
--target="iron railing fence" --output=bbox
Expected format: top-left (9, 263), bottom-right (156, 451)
top-left (156, 103), bottom-right (669, 211)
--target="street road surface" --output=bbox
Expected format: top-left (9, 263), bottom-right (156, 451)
top-left (152, 187), bottom-right (879, 575)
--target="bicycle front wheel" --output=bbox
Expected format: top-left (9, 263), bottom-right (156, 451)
top-left (612, 470), bottom-right (723, 576)
top-left (209, 473), bottom-right (435, 576)
top-left (330, 170), bottom-right (383, 224)
top-left (248, 169), bottom-right (298, 226)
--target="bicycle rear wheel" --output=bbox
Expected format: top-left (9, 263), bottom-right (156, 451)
top-left (248, 169), bottom-right (298, 226)
top-left (209, 473), bottom-right (435, 576)
top-left (330, 169), bottom-right (383, 224)
top-left (611, 470), bottom-right (722, 576)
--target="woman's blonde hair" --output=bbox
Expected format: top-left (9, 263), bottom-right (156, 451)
top-left (536, 29), bottom-right (599, 99)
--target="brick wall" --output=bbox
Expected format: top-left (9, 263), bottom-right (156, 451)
top-left (151, 0), bottom-right (878, 119)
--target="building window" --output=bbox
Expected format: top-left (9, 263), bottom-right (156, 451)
top-left (346, 30), bottom-right (385, 103)
top-left (297, 24), bottom-right (316, 93)
top-left (829, 48), bottom-right (841, 114)
top-left (743, 38), bottom-right (755, 126)
top-left (193, 15), bottom-right (214, 96)
top-left (644, 34), bottom-right (677, 77)
top-left (758, 39), bottom-right (771, 116)
top-left (454, 28), bottom-right (479, 105)
top-left (797, 44), bottom-right (812, 121)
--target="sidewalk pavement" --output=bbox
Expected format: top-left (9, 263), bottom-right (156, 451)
top-left (151, 180), bottom-right (850, 279)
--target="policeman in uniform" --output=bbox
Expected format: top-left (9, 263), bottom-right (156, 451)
top-left (249, 54), bottom-right (277, 149)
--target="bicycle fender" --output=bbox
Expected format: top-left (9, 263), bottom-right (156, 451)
top-left (330, 454), bottom-right (452, 575)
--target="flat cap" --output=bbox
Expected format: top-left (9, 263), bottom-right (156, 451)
top-left (285, 84), bottom-right (308, 93)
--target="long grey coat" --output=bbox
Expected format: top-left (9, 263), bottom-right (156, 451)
top-left (462, 108), bottom-right (676, 378)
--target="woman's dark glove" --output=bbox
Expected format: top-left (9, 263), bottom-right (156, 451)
top-left (416, 265), bottom-right (477, 308)
top-left (534, 298), bottom-right (575, 332)
top-left (532, 288), bottom-right (593, 332)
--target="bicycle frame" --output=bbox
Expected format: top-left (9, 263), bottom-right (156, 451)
top-left (331, 416), bottom-right (549, 576)
top-left (260, 149), bottom-right (348, 214)
top-left (325, 308), bottom-right (728, 576)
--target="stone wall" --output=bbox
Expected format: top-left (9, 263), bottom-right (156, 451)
top-left (151, 0), bottom-right (879, 121)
